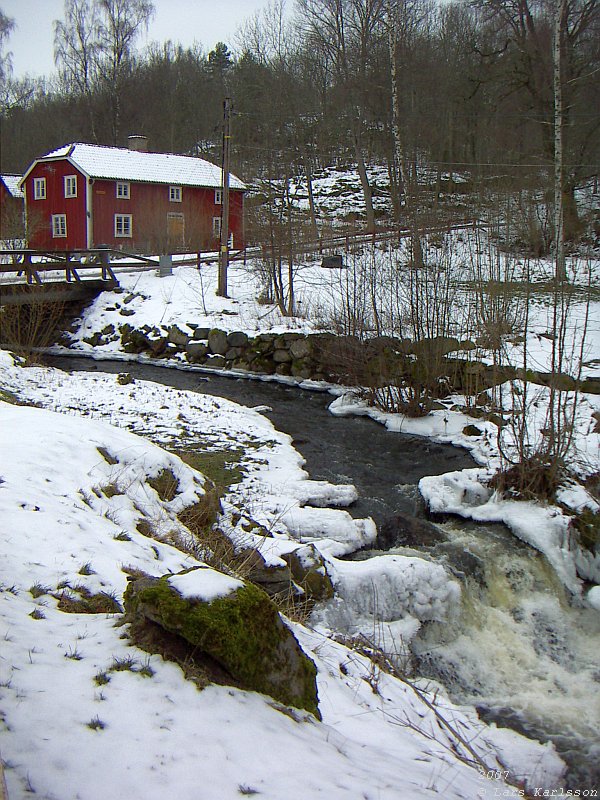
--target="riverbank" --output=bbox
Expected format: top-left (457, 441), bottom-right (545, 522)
top-left (46, 252), bottom-right (598, 593)
top-left (38, 351), bottom-right (600, 789)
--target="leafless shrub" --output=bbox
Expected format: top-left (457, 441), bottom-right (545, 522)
top-left (0, 297), bottom-right (67, 364)
top-left (491, 259), bottom-right (594, 504)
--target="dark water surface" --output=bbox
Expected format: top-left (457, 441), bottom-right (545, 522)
top-left (47, 355), bottom-right (475, 526)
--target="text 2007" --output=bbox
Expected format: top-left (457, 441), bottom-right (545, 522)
top-left (478, 768), bottom-right (510, 781)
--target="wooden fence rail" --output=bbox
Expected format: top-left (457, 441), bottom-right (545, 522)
top-left (0, 220), bottom-right (482, 284)
top-left (0, 248), bottom-right (126, 285)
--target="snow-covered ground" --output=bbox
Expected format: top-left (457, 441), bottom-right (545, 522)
top-left (0, 351), bottom-right (566, 799)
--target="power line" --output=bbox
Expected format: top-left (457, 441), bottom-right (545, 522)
top-left (230, 141), bottom-right (599, 170)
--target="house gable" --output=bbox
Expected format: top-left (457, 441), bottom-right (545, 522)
top-left (21, 157), bottom-right (89, 250)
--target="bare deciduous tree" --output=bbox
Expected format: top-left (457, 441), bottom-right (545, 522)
top-left (54, 0), bottom-right (101, 138)
top-left (471, 0), bottom-right (600, 248)
top-left (54, 0), bottom-right (154, 144)
top-left (297, 0), bottom-right (387, 233)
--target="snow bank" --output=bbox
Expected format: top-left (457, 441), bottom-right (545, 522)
top-left (329, 391), bottom-right (498, 466)
top-left (315, 554), bottom-right (461, 652)
top-left (0, 388), bottom-right (564, 799)
top-left (68, 264), bottom-right (318, 348)
top-left (285, 479), bottom-right (359, 508)
top-left (586, 585), bottom-right (600, 611)
top-left (278, 505), bottom-right (377, 557)
top-left (420, 470), bottom-right (584, 594)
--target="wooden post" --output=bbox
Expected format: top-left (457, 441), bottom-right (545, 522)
top-left (99, 248), bottom-right (115, 281)
top-left (65, 252), bottom-right (81, 282)
top-left (23, 252), bottom-right (41, 285)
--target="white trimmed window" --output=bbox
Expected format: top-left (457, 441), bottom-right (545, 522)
top-left (214, 188), bottom-right (223, 205)
top-left (52, 214), bottom-right (67, 238)
top-left (116, 181), bottom-right (130, 199)
top-left (64, 175), bottom-right (77, 198)
top-left (212, 216), bottom-right (221, 238)
top-left (33, 177), bottom-right (46, 200)
top-left (169, 185), bottom-right (182, 202)
top-left (115, 214), bottom-right (132, 237)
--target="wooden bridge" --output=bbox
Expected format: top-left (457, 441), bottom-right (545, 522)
top-left (0, 247), bottom-right (143, 286)
top-left (0, 247), bottom-right (124, 307)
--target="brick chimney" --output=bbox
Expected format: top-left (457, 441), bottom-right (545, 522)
top-left (128, 135), bottom-right (148, 152)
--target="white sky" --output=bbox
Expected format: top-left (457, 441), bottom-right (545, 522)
top-left (2, 0), bottom-right (277, 80)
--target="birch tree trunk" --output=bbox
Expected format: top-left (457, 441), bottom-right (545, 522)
top-left (388, 5), bottom-right (424, 267)
top-left (553, 0), bottom-right (568, 282)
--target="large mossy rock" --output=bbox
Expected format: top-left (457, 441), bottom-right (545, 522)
top-left (124, 571), bottom-right (320, 717)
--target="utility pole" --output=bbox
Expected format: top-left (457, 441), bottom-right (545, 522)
top-left (217, 96), bottom-right (232, 297)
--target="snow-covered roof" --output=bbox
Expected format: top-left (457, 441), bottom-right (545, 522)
top-left (30, 143), bottom-right (245, 191)
top-left (1, 174), bottom-right (24, 199)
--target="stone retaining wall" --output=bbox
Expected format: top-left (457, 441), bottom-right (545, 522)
top-left (84, 322), bottom-right (600, 395)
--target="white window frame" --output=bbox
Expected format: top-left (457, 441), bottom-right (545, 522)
top-left (64, 175), bottom-right (77, 198)
top-left (52, 214), bottom-right (67, 238)
top-left (169, 185), bottom-right (182, 203)
top-left (116, 181), bottom-right (130, 199)
top-left (33, 177), bottom-right (46, 200)
top-left (114, 214), bottom-right (132, 238)
top-left (214, 188), bottom-right (223, 205)
top-left (212, 216), bottom-right (221, 238)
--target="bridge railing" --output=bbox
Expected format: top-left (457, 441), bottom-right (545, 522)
top-left (0, 247), bottom-right (132, 285)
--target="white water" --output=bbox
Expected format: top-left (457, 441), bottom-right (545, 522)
top-left (408, 520), bottom-right (600, 789)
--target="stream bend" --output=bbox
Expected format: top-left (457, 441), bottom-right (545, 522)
top-left (47, 355), bottom-right (600, 790)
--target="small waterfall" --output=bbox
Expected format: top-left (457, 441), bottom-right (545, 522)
top-left (408, 519), bottom-right (600, 789)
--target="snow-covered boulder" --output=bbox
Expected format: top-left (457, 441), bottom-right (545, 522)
top-left (279, 505), bottom-right (377, 557)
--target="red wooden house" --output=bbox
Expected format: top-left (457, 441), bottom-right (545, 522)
top-left (19, 140), bottom-right (245, 253)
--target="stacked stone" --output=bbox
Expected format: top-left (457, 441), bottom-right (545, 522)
top-left (109, 324), bottom-right (599, 394)
top-left (118, 323), bottom-right (332, 380)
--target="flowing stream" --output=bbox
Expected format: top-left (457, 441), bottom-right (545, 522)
top-left (48, 356), bottom-right (600, 789)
